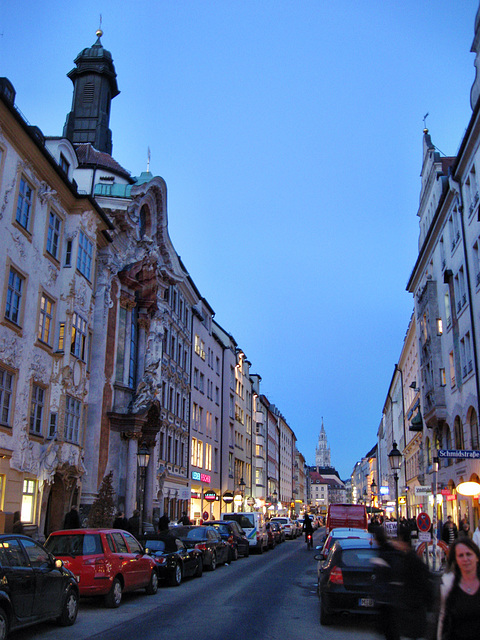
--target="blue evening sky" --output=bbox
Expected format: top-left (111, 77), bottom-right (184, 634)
top-left (1, 1), bottom-right (478, 478)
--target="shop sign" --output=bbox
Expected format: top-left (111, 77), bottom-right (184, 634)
top-left (191, 471), bottom-right (211, 483)
top-left (440, 489), bottom-right (451, 495)
top-left (223, 491), bottom-right (234, 503)
top-left (191, 492), bottom-right (201, 499)
top-left (415, 486), bottom-right (431, 495)
top-left (446, 494), bottom-right (456, 501)
top-left (204, 491), bottom-right (217, 502)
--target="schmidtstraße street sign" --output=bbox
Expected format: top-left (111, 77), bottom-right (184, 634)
top-left (438, 449), bottom-right (480, 459)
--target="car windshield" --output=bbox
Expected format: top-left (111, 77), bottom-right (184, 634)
top-left (178, 528), bottom-right (207, 541)
top-left (212, 524), bottom-right (230, 535)
top-left (46, 533), bottom-right (102, 556)
top-left (273, 518), bottom-right (287, 524)
top-left (225, 515), bottom-right (254, 529)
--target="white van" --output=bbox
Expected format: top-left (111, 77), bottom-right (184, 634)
top-left (221, 512), bottom-right (268, 553)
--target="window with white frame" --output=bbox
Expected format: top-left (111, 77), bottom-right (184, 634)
top-left (205, 443), bottom-right (212, 471)
top-left (21, 479), bottom-right (36, 523)
top-left (29, 384), bottom-right (45, 436)
top-left (65, 395), bottom-right (81, 443)
top-left (38, 293), bottom-right (54, 345)
top-left (0, 366), bottom-right (14, 426)
top-left (70, 312), bottom-right (87, 360)
top-left (5, 267), bottom-right (24, 325)
top-left (191, 437), bottom-right (197, 466)
top-left (77, 230), bottom-right (93, 280)
top-left (449, 207), bottom-right (461, 250)
top-left (15, 176), bottom-right (34, 232)
top-left (46, 211), bottom-right (62, 260)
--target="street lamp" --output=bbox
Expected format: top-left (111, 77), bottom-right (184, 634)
top-left (239, 477), bottom-right (246, 511)
top-left (272, 489), bottom-right (278, 515)
top-left (371, 479), bottom-right (377, 509)
top-left (137, 442), bottom-right (150, 534)
top-left (388, 442), bottom-right (402, 526)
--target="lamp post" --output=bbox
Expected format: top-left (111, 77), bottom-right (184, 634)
top-left (388, 441), bottom-right (402, 529)
top-left (272, 489), bottom-right (278, 516)
top-left (239, 477), bottom-right (246, 512)
top-left (137, 442), bottom-right (150, 535)
top-left (371, 480), bottom-right (377, 510)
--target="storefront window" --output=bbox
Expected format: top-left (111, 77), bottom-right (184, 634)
top-left (21, 479), bottom-right (36, 523)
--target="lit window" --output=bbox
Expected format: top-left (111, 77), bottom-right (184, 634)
top-left (437, 318), bottom-right (443, 335)
top-left (77, 230), bottom-right (93, 280)
top-left (38, 294), bottom-right (54, 344)
top-left (46, 211), bottom-right (62, 260)
top-left (16, 176), bottom-right (34, 231)
top-left (21, 479), bottom-right (36, 523)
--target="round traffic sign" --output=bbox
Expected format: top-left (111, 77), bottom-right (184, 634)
top-left (416, 512), bottom-right (431, 532)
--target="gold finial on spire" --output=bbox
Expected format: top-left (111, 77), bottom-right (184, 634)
top-left (423, 112), bottom-right (429, 134)
top-left (96, 14), bottom-right (103, 39)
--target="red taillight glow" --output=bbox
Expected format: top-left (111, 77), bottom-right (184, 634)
top-left (195, 543), bottom-right (207, 551)
top-left (228, 535), bottom-right (234, 544)
top-left (329, 566), bottom-right (343, 585)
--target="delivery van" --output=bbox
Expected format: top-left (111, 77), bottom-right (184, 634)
top-left (326, 503), bottom-right (367, 533)
top-left (221, 512), bottom-right (268, 553)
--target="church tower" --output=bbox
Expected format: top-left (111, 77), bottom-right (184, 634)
top-left (63, 28), bottom-right (119, 154)
top-left (315, 419), bottom-right (331, 468)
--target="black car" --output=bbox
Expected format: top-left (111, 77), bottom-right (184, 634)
top-left (0, 534), bottom-right (79, 639)
top-left (267, 521), bottom-right (285, 544)
top-left (315, 537), bottom-right (379, 625)
top-left (208, 521), bottom-right (250, 560)
top-left (174, 525), bottom-right (230, 570)
top-left (139, 533), bottom-right (203, 586)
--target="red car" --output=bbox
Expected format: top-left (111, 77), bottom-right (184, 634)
top-left (45, 528), bottom-right (158, 608)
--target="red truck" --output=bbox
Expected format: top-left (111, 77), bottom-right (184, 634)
top-left (326, 503), bottom-right (367, 534)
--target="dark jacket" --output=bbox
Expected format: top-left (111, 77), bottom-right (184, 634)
top-left (63, 508), bottom-right (81, 529)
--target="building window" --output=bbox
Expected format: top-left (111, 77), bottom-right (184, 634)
top-left (46, 211), bottom-right (62, 260)
top-left (205, 443), bottom-right (212, 471)
top-left (48, 412), bottom-right (57, 439)
top-left (65, 395), bottom-right (81, 443)
top-left (77, 230), bottom-right (93, 280)
top-left (29, 384), bottom-right (45, 436)
top-left (191, 437), bottom-right (197, 467)
top-left (21, 479), bottom-right (36, 523)
top-left (128, 309), bottom-right (137, 389)
top-left (470, 410), bottom-right (479, 450)
top-left (59, 154), bottom-right (70, 176)
top-left (454, 416), bottom-right (465, 450)
top-left (5, 267), bottom-right (24, 326)
top-left (65, 240), bottom-right (73, 267)
top-left (0, 366), bottom-right (14, 426)
top-left (70, 312), bottom-right (87, 360)
top-left (38, 294), bottom-right (54, 345)
top-left (15, 176), bottom-right (34, 231)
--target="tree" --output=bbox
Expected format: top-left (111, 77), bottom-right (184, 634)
top-left (87, 470), bottom-right (116, 527)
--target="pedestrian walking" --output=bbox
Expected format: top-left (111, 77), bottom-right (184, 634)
top-left (158, 512), bottom-right (170, 532)
top-left (177, 512), bottom-right (191, 525)
top-left (437, 538), bottom-right (480, 640)
top-left (127, 509), bottom-right (140, 537)
top-left (12, 511), bottom-right (24, 534)
top-left (63, 505), bottom-right (81, 529)
top-left (113, 511), bottom-right (128, 529)
top-left (441, 516), bottom-right (458, 546)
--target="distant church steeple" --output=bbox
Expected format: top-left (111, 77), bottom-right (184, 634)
top-left (315, 419), bottom-right (331, 468)
top-left (63, 27), bottom-right (119, 154)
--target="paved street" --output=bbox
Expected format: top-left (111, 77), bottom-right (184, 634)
top-left (11, 531), bottom-right (378, 640)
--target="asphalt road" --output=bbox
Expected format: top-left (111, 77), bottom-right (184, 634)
top-left (11, 530), bottom-right (378, 640)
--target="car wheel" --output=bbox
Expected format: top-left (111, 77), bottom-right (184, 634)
top-left (0, 608), bottom-right (7, 640)
top-left (257, 542), bottom-right (263, 554)
top-left (195, 557), bottom-right (203, 577)
top-left (57, 587), bottom-right (79, 626)
top-left (169, 563), bottom-right (182, 587)
top-left (244, 545), bottom-right (250, 557)
top-left (208, 552), bottom-right (217, 571)
top-left (320, 598), bottom-right (333, 626)
top-left (146, 570), bottom-right (159, 594)
top-left (231, 546), bottom-right (239, 561)
top-left (105, 577), bottom-right (123, 608)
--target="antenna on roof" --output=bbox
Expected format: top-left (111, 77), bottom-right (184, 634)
top-left (96, 14), bottom-right (103, 39)
top-left (147, 147), bottom-right (151, 172)
top-left (423, 112), bottom-right (429, 133)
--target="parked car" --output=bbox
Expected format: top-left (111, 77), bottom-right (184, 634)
top-left (0, 533), bottom-right (79, 639)
top-left (317, 527), bottom-right (374, 560)
top-left (139, 533), bottom-right (203, 586)
top-left (173, 525), bottom-right (230, 570)
top-left (45, 528), bottom-right (158, 608)
top-left (208, 521), bottom-right (250, 560)
top-left (265, 523), bottom-right (276, 549)
top-left (315, 537), bottom-right (379, 625)
top-left (270, 517), bottom-right (297, 539)
top-left (268, 520), bottom-right (285, 543)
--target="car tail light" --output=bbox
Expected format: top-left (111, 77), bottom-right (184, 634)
top-left (195, 543), bottom-right (207, 551)
top-left (329, 566), bottom-right (343, 585)
top-left (228, 535), bottom-right (234, 544)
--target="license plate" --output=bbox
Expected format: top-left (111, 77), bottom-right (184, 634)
top-left (359, 598), bottom-right (374, 607)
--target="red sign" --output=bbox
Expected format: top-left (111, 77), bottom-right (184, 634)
top-left (417, 512), bottom-right (431, 532)
top-left (446, 494), bottom-right (456, 501)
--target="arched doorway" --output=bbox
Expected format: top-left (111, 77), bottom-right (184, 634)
top-left (44, 474), bottom-right (66, 536)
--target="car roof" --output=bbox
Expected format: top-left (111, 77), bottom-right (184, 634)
top-left (333, 537), bottom-right (376, 550)
top-left (329, 527), bottom-right (369, 535)
top-left (48, 528), bottom-right (122, 535)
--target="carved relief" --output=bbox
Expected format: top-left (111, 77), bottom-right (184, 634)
top-left (38, 183), bottom-right (58, 205)
top-left (0, 335), bottom-right (23, 366)
top-left (0, 175), bottom-right (16, 221)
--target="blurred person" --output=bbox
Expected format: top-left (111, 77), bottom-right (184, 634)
top-left (437, 538), bottom-right (480, 640)
top-left (177, 511), bottom-right (191, 525)
top-left (442, 516), bottom-right (458, 546)
top-left (113, 511), bottom-right (128, 529)
top-left (472, 521), bottom-right (480, 548)
top-left (158, 512), bottom-right (170, 532)
top-left (302, 513), bottom-right (313, 541)
top-left (63, 505), bottom-right (80, 529)
top-left (127, 509), bottom-right (140, 536)
top-left (458, 520), bottom-right (472, 539)
top-left (12, 511), bottom-right (24, 534)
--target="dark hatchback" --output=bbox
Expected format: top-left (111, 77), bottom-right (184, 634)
top-left (173, 525), bottom-right (230, 570)
top-left (316, 537), bottom-right (379, 625)
top-left (0, 534), bottom-right (79, 639)
top-left (208, 521), bottom-right (250, 560)
top-left (139, 533), bottom-right (203, 586)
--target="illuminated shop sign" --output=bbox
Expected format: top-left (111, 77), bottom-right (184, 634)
top-left (191, 471), bottom-right (211, 483)
top-left (204, 491), bottom-right (217, 502)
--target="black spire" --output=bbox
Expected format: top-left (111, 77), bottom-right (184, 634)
top-left (63, 29), bottom-right (119, 154)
